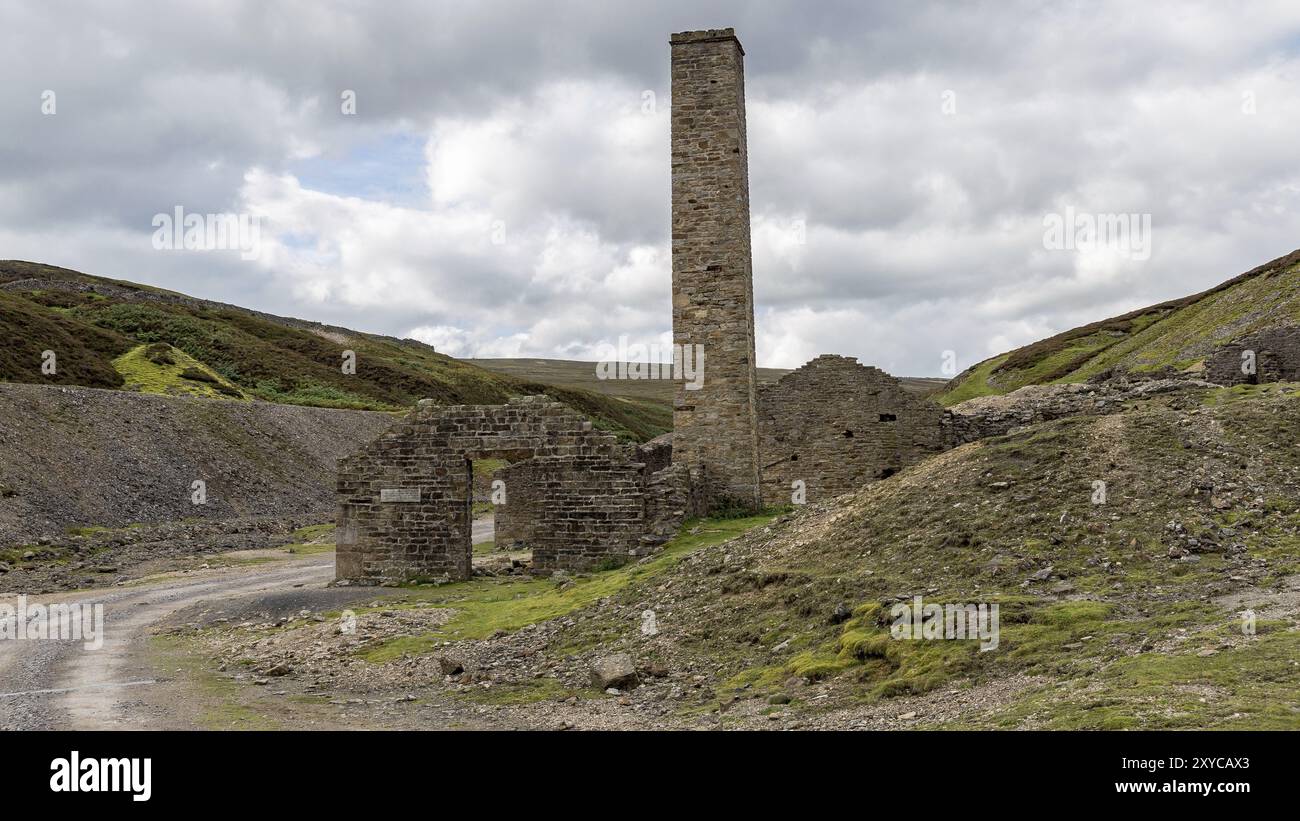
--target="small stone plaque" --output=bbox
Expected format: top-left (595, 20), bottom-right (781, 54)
top-left (380, 487), bottom-right (420, 503)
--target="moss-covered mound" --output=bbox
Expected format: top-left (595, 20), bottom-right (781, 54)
top-left (114, 343), bottom-right (247, 399)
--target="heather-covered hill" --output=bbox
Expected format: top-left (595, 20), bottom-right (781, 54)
top-left (938, 249), bottom-right (1300, 406)
top-left (0, 261), bottom-right (669, 442)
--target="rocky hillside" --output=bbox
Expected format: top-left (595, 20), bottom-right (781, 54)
top-left (937, 248), bottom-right (1300, 405)
top-left (408, 381), bottom-right (1300, 729)
top-left (0, 382), bottom-right (393, 544)
top-left (0, 260), bottom-right (669, 442)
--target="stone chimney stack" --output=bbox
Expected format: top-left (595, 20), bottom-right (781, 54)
top-left (668, 28), bottom-right (761, 511)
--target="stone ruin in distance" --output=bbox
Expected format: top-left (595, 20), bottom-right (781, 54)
top-left (334, 29), bottom-right (955, 584)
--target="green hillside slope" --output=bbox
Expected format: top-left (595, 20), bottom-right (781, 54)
top-left (515, 384), bottom-right (1300, 728)
top-left (937, 248), bottom-right (1300, 405)
top-left (0, 261), bottom-right (669, 441)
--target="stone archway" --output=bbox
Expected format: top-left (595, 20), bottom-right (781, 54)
top-left (335, 396), bottom-right (660, 584)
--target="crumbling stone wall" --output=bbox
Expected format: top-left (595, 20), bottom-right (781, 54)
top-left (669, 28), bottom-right (762, 511)
top-left (633, 435), bottom-right (674, 475)
top-left (643, 462), bottom-right (707, 542)
top-left (1204, 325), bottom-right (1300, 385)
top-left (757, 355), bottom-right (948, 506)
top-left (336, 396), bottom-right (678, 583)
top-left (493, 436), bottom-right (676, 553)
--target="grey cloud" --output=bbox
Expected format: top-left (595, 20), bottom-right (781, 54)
top-left (3, 1), bottom-right (1300, 375)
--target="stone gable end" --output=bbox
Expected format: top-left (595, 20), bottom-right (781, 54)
top-left (758, 355), bottom-right (949, 505)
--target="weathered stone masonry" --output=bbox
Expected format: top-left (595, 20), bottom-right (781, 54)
top-left (1204, 325), bottom-right (1300, 385)
top-left (669, 28), bottom-right (762, 511)
top-left (491, 461), bottom-right (533, 552)
top-left (758, 355), bottom-right (949, 506)
top-left (336, 396), bottom-right (691, 583)
top-left (493, 434), bottom-right (675, 553)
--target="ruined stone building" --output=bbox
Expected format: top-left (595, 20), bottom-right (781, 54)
top-left (493, 434), bottom-right (675, 553)
top-left (1204, 325), bottom-right (1300, 385)
top-left (758, 356), bottom-right (949, 506)
top-left (665, 29), bottom-right (950, 512)
top-left (334, 28), bottom-right (954, 584)
top-left (333, 27), bottom-right (1300, 586)
top-left (336, 396), bottom-right (690, 582)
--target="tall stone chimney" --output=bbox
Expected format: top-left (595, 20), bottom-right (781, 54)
top-left (668, 28), bottom-right (761, 511)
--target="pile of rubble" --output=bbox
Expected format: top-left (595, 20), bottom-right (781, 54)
top-left (948, 378), bottom-right (1217, 442)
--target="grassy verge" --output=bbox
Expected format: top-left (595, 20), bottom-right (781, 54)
top-left (454, 676), bottom-right (581, 706)
top-left (150, 634), bottom-right (281, 729)
top-left (357, 513), bottom-right (778, 663)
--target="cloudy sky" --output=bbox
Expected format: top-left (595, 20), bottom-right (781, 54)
top-left (4, 1), bottom-right (1300, 376)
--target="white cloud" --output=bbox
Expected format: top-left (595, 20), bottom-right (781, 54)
top-left (235, 78), bottom-right (674, 361)
top-left (5, 1), bottom-right (1300, 375)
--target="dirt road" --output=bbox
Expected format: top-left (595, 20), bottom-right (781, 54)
top-left (0, 515), bottom-right (496, 730)
top-left (0, 557), bottom-right (336, 729)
